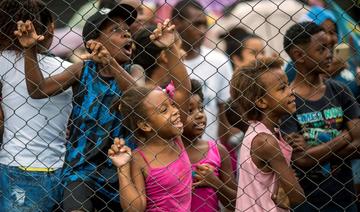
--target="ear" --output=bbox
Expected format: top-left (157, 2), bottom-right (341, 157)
top-left (137, 120), bottom-right (152, 132)
top-left (290, 46), bottom-right (305, 64)
top-left (255, 97), bottom-right (268, 110)
top-left (48, 22), bottom-right (55, 35)
top-left (232, 54), bottom-right (244, 69)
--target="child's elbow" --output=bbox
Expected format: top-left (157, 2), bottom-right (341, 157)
top-left (290, 189), bottom-right (306, 206)
top-left (290, 194), bottom-right (306, 206)
top-left (28, 92), bottom-right (46, 99)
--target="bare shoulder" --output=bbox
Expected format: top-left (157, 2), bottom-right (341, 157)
top-left (252, 132), bottom-right (280, 158)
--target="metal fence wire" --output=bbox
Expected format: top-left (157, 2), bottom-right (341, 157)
top-left (0, 0), bottom-right (359, 211)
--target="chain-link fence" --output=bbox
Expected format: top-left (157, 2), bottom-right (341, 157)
top-left (0, 0), bottom-right (359, 211)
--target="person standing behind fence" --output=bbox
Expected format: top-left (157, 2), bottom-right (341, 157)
top-left (182, 79), bottom-right (237, 211)
top-left (15, 3), bottom-right (138, 211)
top-left (0, 0), bottom-right (73, 211)
top-left (172, 0), bottom-right (233, 142)
top-left (231, 57), bottom-right (305, 211)
top-left (281, 22), bottom-right (360, 212)
top-left (108, 20), bottom-right (192, 211)
top-left (132, 24), bottom-right (186, 88)
top-left (221, 27), bottom-right (266, 70)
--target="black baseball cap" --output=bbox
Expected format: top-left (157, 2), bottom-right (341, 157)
top-left (82, 3), bottom-right (137, 43)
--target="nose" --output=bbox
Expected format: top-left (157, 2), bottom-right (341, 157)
top-left (195, 109), bottom-right (205, 119)
top-left (123, 30), bottom-right (131, 39)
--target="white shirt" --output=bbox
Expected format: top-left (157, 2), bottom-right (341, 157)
top-left (184, 46), bottom-right (233, 140)
top-left (0, 51), bottom-right (73, 169)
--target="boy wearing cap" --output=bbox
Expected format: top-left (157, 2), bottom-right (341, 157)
top-left (16, 3), bottom-right (138, 211)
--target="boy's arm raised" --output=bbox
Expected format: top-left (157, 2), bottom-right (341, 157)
top-left (15, 20), bottom-right (81, 99)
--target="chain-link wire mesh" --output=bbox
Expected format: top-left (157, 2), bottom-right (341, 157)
top-left (0, 0), bottom-right (359, 211)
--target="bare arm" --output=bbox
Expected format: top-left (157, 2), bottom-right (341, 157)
top-left (291, 131), bottom-right (351, 168)
top-left (24, 47), bottom-right (81, 98)
top-left (164, 45), bottom-right (190, 123)
top-left (216, 144), bottom-right (237, 210)
top-left (150, 19), bottom-right (191, 123)
top-left (253, 133), bottom-right (305, 206)
top-left (336, 119), bottom-right (360, 158)
top-left (118, 154), bottom-right (147, 211)
top-left (15, 20), bottom-right (81, 99)
top-left (109, 138), bottom-right (147, 211)
top-left (105, 58), bottom-right (136, 92)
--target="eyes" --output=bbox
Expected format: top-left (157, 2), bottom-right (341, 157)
top-left (111, 26), bottom-right (130, 36)
top-left (159, 101), bottom-right (176, 114)
top-left (189, 105), bottom-right (204, 114)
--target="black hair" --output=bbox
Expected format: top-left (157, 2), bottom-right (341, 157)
top-left (132, 25), bottom-right (163, 79)
top-left (0, 0), bottom-right (53, 51)
top-left (220, 27), bottom-right (261, 67)
top-left (171, 0), bottom-right (204, 20)
top-left (190, 79), bottom-right (204, 101)
top-left (119, 86), bottom-right (153, 139)
top-left (230, 57), bottom-right (284, 122)
top-left (283, 21), bottom-right (324, 56)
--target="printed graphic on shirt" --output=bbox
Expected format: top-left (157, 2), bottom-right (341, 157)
top-left (296, 106), bottom-right (343, 175)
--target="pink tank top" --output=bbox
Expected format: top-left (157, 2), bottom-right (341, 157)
top-left (191, 140), bottom-right (221, 212)
top-left (137, 138), bottom-right (192, 212)
top-left (236, 122), bottom-right (292, 212)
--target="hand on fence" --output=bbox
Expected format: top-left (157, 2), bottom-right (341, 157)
top-left (80, 40), bottom-right (112, 65)
top-left (14, 20), bottom-right (45, 49)
top-left (108, 138), bottom-right (132, 168)
top-left (150, 19), bottom-right (176, 49)
top-left (193, 164), bottom-right (220, 189)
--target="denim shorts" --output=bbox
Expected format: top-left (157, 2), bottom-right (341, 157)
top-left (0, 163), bottom-right (63, 212)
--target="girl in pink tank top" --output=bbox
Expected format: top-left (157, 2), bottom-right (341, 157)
top-left (182, 79), bottom-right (237, 211)
top-left (230, 58), bottom-right (305, 211)
top-left (108, 21), bottom-right (193, 212)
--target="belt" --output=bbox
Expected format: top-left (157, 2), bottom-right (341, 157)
top-left (18, 166), bottom-right (56, 172)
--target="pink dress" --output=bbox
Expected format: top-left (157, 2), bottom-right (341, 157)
top-left (137, 139), bottom-right (192, 212)
top-left (191, 140), bottom-right (221, 212)
top-left (236, 122), bottom-right (293, 212)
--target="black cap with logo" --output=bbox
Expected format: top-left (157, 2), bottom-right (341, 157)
top-left (82, 3), bottom-right (137, 43)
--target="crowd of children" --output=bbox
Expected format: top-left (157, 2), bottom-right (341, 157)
top-left (0, 0), bottom-right (359, 211)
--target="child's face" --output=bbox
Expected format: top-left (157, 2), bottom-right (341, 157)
top-left (96, 17), bottom-right (133, 64)
top-left (143, 90), bottom-right (184, 139)
top-left (259, 68), bottom-right (296, 116)
top-left (302, 31), bottom-right (332, 74)
top-left (234, 38), bottom-right (266, 69)
top-left (183, 94), bottom-right (207, 140)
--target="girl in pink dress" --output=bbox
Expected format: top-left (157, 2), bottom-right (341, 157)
top-left (230, 57), bottom-right (305, 211)
top-left (182, 79), bottom-right (237, 211)
top-left (108, 20), bottom-right (193, 211)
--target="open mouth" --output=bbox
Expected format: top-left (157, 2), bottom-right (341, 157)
top-left (288, 98), bottom-right (296, 107)
top-left (194, 122), bottom-right (206, 130)
top-left (122, 42), bottom-right (133, 57)
top-left (171, 116), bottom-right (183, 129)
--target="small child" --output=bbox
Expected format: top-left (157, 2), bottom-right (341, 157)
top-left (231, 57), bottom-right (305, 211)
top-left (108, 21), bottom-right (192, 211)
top-left (182, 79), bottom-right (237, 211)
